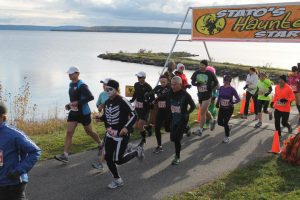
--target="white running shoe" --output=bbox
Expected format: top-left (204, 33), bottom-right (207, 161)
top-left (222, 137), bottom-right (230, 143)
top-left (136, 146), bottom-right (145, 161)
top-left (107, 178), bottom-right (124, 189)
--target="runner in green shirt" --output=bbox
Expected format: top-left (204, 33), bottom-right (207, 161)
top-left (255, 71), bottom-right (273, 128)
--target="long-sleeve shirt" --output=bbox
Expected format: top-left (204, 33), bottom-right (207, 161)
top-left (169, 89), bottom-right (196, 125)
top-left (0, 122), bottom-right (41, 186)
top-left (153, 84), bottom-right (171, 110)
top-left (174, 71), bottom-right (189, 88)
top-left (257, 78), bottom-right (273, 101)
top-left (69, 80), bottom-right (94, 115)
top-left (273, 84), bottom-right (295, 112)
top-left (245, 73), bottom-right (259, 95)
top-left (217, 86), bottom-right (240, 109)
top-left (131, 82), bottom-right (154, 109)
top-left (101, 95), bottom-right (137, 139)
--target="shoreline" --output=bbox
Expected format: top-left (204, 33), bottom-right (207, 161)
top-left (98, 51), bottom-right (289, 82)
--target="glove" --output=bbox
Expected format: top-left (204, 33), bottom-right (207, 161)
top-left (129, 99), bottom-right (134, 103)
top-left (243, 85), bottom-right (248, 90)
top-left (215, 103), bottom-right (219, 108)
top-left (185, 84), bottom-right (192, 89)
top-left (280, 98), bottom-right (288, 103)
top-left (6, 171), bottom-right (20, 180)
top-left (270, 102), bottom-right (274, 108)
top-left (264, 92), bottom-right (271, 97)
top-left (65, 104), bottom-right (71, 110)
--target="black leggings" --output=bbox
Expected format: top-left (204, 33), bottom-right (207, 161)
top-left (0, 183), bottom-right (26, 200)
top-left (105, 136), bottom-right (137, 179)
top-left (274, 109), bottom-right (291, 137)
top-left (244, 91), bottom-right (258, 115)
top-left (218, 107), bottom-right (234, 137)
top-left (257, 100), bottom-right (269, 113)
top-left (170, 118), bottom-right (187, 158)
top-left (155, 109), bottom-right (170, 146)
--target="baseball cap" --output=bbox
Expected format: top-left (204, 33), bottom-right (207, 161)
top-left (66, 66), bottom-right (80, 74)
top-left (107, 80), bottom-right (119, 90)
top-left (0, 102), bottom-right (7, 115)
top-left (135, 71), bottom-right (146, 78)
top-left (100, 78), bottom-right (112, 84)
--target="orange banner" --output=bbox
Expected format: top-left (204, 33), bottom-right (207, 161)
top-left (192, 2), bottom-right (300, 42)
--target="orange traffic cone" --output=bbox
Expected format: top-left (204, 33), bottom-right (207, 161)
top-left (197, 107), bottom-right (201, 122)
top-left (239, 93), bottom-right (246, 114)
top-left (250, 98), bottom-right (254, 114)
top-left (268, 131), bottom-right (281, 154)
top-left (298, 126), bottom-right (300, 133)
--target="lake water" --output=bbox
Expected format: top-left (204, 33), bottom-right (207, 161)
top-left (0, 30), bottom-right (299, 119)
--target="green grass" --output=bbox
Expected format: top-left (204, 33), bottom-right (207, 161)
top-left (166, 156), bottom-right (300, 200)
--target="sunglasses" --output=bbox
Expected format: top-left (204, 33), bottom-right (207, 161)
top-left (138, 76), bottom-right (145, 79)
top-left (105, 87), bottom-right (115, 92)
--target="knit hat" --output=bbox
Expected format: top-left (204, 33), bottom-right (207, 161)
top-left (0, 102), bottom-right (7, 115)
top-left (106, 80), bottom-right (119, 90)
top-left (176, 63), bottom-right (185, 71)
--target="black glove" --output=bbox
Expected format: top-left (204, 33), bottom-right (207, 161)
top-left (216, 103), bottom-right (219, 108)
top-left (280, 98), bottom-right (288, 103)
top-left (270, 102), bottom-right (274, 108)
top-left (129, 99), bottom-right (134, 103)
top-left (243, 85), bottom-right (248, 90)
top-left (264, 92), bottom-right (271, 97)
top-left (6, 171), bottom-right (20, 180)
top-left (185, 84), bottom-right (192, 89)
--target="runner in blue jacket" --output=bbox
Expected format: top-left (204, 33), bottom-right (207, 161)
top-left (0, 102), bottom-right (41, 200)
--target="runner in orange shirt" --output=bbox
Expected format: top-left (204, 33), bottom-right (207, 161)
top-left (271, 75), bottom-right (295, 138)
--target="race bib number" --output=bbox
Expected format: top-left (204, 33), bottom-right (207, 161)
top-left (291, 85), bottom-right (297, 92)
top-left (158, 101), bottom-right (166, 108)
top-left (198, 85), bottom-right (208, 92)
top-left (0, 150), bottom-right (3, 167)
top-left (107, 128), bottom-right (118, 137)
top-left (135, 101), bottom-right (143, 109)
top-left (277, 100), bottom-right (286, 106)
top-left (171, 105), bottom-right (181, 113)
top-left (220, 99), bottom-right (230, 107)
top-left (70, 105), bottom-right (79, 112)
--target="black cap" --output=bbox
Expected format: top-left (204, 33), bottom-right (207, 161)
top-left (200, 60), bottom-right (208, 66)
top-left (0, 102), bottom-right (7, 115)
top-left (279, 75), bottom-right (287, 82)
top-left (292, 66), bottom-right (298, 72)
top-left (106, 80), bottom-right (119, 90)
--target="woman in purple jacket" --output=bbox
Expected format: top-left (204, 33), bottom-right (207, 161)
top-left (216, 75), bottom-right (240, 143)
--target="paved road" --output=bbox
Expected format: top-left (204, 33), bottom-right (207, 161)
top-left (27, 111), bottom-right (299, 200)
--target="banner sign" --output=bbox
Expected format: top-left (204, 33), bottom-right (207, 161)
top-left (192, 2), bottom-right (300, 42)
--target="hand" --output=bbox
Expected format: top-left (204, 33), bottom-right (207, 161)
top-left (119, 128), bottom-right (128, 136)
top-left (280, 98), bottom-right (288, 103)
top-left (243, 85), bottom-right (248, 90)
top-left (65, 104), bottom-right (71, 110)
top-left (270, 102), bottom-right (274, 108)
top-left (6, 171), bottom-right (20, 180)
top-left (186, 84), bottom-right (192, 89)
top-left (70, 101), bottom-right (78, 107)
top-left (129, 99), bottom-right (134, 103)
top-left (215, 103), bottom-right (219, 108)
top-left (264, 92), bottom-right (270, 97)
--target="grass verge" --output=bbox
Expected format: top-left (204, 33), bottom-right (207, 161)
top-left (166, 156), bottom-right (300, 200)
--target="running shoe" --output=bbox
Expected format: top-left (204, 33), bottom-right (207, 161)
top-left (54, 154), bottom-right (69, 163)
top-left (153, 146), bottom-right (163, 154)
top-left (254, 122), bottom-right (262, 128)
top-left (253, 115), bottom-right (258, 121)
top-left (229, 124), bottom-right (233, 131)
top-left (138, 138), bottom-right (146, 147)
top-left (126, 143), bottom-right (134, 153)
top-left (145, 125), bottom-right (153, 137)
top-left (136, 146), bottom-right (145, 161)
top-left (288, 126), bottom-right (293, 134)
top-left (171, 156), bottom-right (180, 165)
top-left (210, 119), bottom-right (217, 131)
top-left (222, 137), bottom-right (230, 143)
top-left (107, 178), bottom-right (124, 189)
top-left (92, 162), bottom-right (104, 171)
top-left (193, 129), bottom-right (203, 137)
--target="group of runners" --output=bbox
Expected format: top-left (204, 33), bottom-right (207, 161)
top-left (52, 61), bottom-right (300, 189)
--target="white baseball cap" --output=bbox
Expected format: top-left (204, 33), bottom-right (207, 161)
top-left (66, 66), bottom-right (80, 74)
top-left (100, 78), bottom-right (112, 84)
top-left (135, 71), bottom-right (146, 77)
top-left (177, 63), bottom-right (185, 71)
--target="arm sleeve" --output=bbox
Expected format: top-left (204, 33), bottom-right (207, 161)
top-left (122, 98), bottom-right (137, 129)
top-left (212, 73), bottom-right (219, 88)
top-left (147, 85), bottom-right (155, 102)
top-left (233, 89), bottom-right (241, 104)
top-left (14, 134), bottom-right (41, 175)
top-left (96, 94), bottom-right (102, 107)
top-left (130, 84), bottom-right (137, 102)
top-left (78, 84), bottom-right (94, 105)
top-left (191, 72), bottom-right (197, 86)
top-left (187, 93), bottom-right (196, 114)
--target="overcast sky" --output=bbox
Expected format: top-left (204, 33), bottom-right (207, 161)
top-left (0, 0), bottom-right (299, 27)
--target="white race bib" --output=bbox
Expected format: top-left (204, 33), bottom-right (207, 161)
top-left (0, 150), bottom-right (3, 167)
top-left (70, 105), bottom-right (79, 112)
top-left (277, 100), bottom-right (286, 106)
top-left (171, 105), bottom-right (181, 113)
top-left (220, 99), bottom-right (230, 107)
top-left (291, 85), bottom-right (297, 92)
top-left (107, 128), bottom-right (118, 137)
top-left (158, 101), bottom-right (166, 108)
top-left (198, 85), bottom-right (208, 92)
